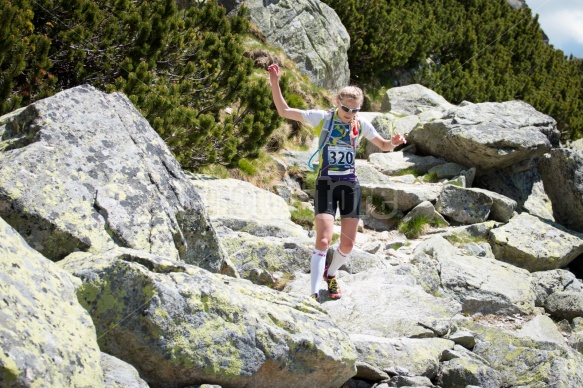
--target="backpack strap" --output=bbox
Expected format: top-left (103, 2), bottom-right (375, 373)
top-left (307, 109), bottom-right (335, 171)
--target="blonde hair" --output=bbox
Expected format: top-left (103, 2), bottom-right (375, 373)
top-left (337, 86), bottom-right (364, 105)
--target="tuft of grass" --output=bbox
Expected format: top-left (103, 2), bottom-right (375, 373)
top-left (444, 232), bottom-right (487, 245)
top-left (395, 168), bottom-right (420, 177)
top-left (398, 216), bottom-right (431, 239)
top-left (331, 233), bottom-right (340, 245)
top-left (370, 194), bottom-right (396, 216)
top-left (198, 164), bottom-right (229, 178)
top-left (421, 172), bottom-right (439, 183)
top-left (290, 201), bottom-right (314, 230)
top-left (238, 158), bottom-right (256, 175)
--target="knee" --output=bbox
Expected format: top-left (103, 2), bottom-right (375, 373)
top-left (316, 237), bottom-right (331, 251)
top-left (339, 240), bottom-right (354, 254)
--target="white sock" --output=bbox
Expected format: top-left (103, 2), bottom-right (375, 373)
top-left (327, 248), bottom-right (349, 278)
top-left (310, 249), bottom-right (327, 295)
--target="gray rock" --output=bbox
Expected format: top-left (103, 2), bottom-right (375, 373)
top-left (0, 85), bottom-right (227, 272)
top-left (0, 217), bottom-right (104, 387)
top-left (435, 185), bottom-right (493, 224)
top-left (355, 361), bottom-right (390, 381)
top-left (475, 167), bottom-right (554, 221)
top-left (381, 84), bottom-right (455, 115)
top-left (351, 334), bottom-right (454, 379)
top-left (545, 291), bottom-right (583, 321)
top-left (470, 187), bottom-right (517, 222)
top-left (447, 330), bottom-right (476, 350)
top-left (369, 152), bottom-right (447, 176)
top-left (190, 177), bottom-right (314, 280)
top-left (531, 269), bottom-right (582, 306)
top-left (285, 268), bottom-right (462, 338)
top-left (514, 315), bottom-right (568, 348)
top-left (386, 375), bottom-right (435, 387)
top-left (407, 100), bottom-right (556, 174)
top-left (237, 0), bottom-right (350, 91)
top-left (402, 200), bottom-right (449, 227)
top-left (415, 236), bottom-right (536, 315)
top-left (539, 148), bottom-right (583, 232)
top-left (59, 247), bottom-right (357, 388)
top-left (101, 352), bottom-right (149, 388)
top-left (464, 320), bottom-right (583, 387)
top-left (360, 181), bottom-right (443, 213)
top-left (489, 213), bottom-right (583, 272)
top-left (436, 357), bottom-right (502, 388)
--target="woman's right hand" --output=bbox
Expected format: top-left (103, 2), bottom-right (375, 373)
top-left (268, 63), bottom-right (280, 81)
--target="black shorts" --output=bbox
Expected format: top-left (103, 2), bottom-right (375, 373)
top-left (314, 177), bottom-right (361, 219)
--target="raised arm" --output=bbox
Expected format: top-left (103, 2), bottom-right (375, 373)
top-left (268, 64), bottom-right (304, 122)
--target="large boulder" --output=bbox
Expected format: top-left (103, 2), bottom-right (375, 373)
top-left (413, 236), bottom-right (536, 315)
top-left (461, 319), bottom-right (583, 387)
top-left (285, 268), bottom-right (462, 338)
top-left (59, 248), bottom-right (357, 388)
top-left (407, 100), bottom-right (558, 174)
top-left (189, 176), bottom-right (314, 280)
top-left (476, 167), bottom-right (555, 221)
top-left (489, 213), bottom-right (583, 272)
top-left (0, 217), bottom-right (104, 387)
top-left (235, 0), bottom-right (350, 91)
top-left (381, 84), bottom-right (455, 115)
top-left (539, 148), bottom-right (583, 232)
top-left (0, 85), bottom-right (227, 272)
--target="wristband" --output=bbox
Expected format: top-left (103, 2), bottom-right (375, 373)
top-left (390, 139), bottom-right (396, 146)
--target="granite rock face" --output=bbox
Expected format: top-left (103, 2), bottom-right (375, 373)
top-left (0, 85), bottom-right (227, 272)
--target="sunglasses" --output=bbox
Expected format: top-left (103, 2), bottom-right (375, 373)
top-left (339, 103), bottom-right (361, 114)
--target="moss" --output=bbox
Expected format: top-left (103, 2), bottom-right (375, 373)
top-left (0, 353), bottom-right (20, 382)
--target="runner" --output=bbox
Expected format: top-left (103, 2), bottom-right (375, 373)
top-left (268, 63), bottom-right (406, 301)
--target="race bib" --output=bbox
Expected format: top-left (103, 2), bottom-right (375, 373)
top-left (328, 146), bottom-right (355, 168)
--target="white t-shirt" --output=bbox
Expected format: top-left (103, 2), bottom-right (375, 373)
top-left (301, 109), bottom-right (379, 181)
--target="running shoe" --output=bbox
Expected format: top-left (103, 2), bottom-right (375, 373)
top-left (323, 266), bottom-right (342, 299)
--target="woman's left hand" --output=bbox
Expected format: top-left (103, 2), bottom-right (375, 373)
top-left (391, 133), bottom-right (407, 146)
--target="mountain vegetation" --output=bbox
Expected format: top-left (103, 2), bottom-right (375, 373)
top-left (1, 0), bottom-right (281, 169)
top-left (2, 0), bottom-right (582, 172)
top-left (323, 0), bottom-right (583, 141)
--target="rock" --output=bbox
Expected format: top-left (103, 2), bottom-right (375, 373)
top-left (380, 84), bottom-right (455, 115)
top-left (489, 213), bottom-right (583, 272)
top-left (447, 330), bottom-right (476, 350)
top-left (355, 361), bottom-right (390, 381)
top-left (362, 115), bottom-right (420, 157)
top-left (514, 315), bottom-right (568, 348)
top-left (469, 187), bottom-right (517, 223)
top-left (285, 268), bottom-right (462, 338)
top-left (476, 167), bottom-right (554, 221)
top-left (0, 85), bottom-right (227, 271)
top-left (360, 181), bottom-right (443, 213)
top-left (539, 148), bottom-right (583, 232)
top-left (386, 375), bottom-right (435, 387)
top-left (189, 177), bottom-right (314, 280)
top-left (531, 269), bottom-right (583, 306)
top-left (369, 152), bottom-right (447, 176)
top-left (0, 217), bottom-right (104, 387)
top-left (435, 185), bottom-right (493, 224)
top-left (351, 334), bottom-right (454, 379)
top-left (414, 236), bottom-right (536, 315)
top-left (544, 292), bottom-right (583, 321)
top-left (463, 320), bottom-right (583, 387)
top-left (59, 247), bottom-right (357, 388)
top-left (436, 355), bottom-right (502, 388)
top-left (402, 200), bottom-right (449, 227)
top-left (407, 100), bottom-right (557, 174)
top-left (101, 352), bottom-right (149, 388)
top-left (236, 0), bottom-right (350, 91)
